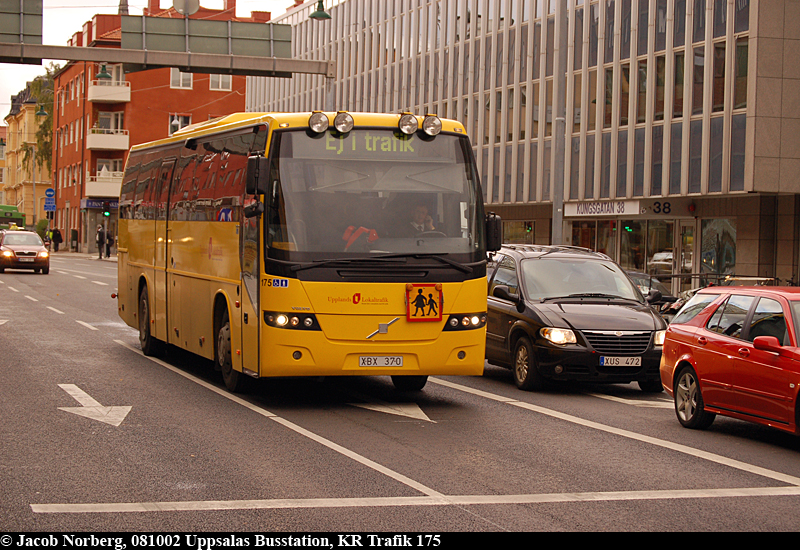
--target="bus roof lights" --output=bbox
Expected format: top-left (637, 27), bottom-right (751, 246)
top-left (308, 112), bottom-right (329, 133)
top-left (333, 112), bottom-right (354, 133)
top-left (422, 115), bottom-right (442, 136)
top-left (398, 113), bottom-right (418, 135)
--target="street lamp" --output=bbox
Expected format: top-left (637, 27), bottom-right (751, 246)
top-left (309, 0), bottom-right (330, 20)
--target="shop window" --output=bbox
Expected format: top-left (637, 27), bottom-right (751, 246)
top-left (504, 221), bottom-right (534, 244)
top-left (701, 218), bottom-right (737, 277)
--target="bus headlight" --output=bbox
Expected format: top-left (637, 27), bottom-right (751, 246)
top-left (422, 115), bottom-right (442, 136)
top-left (308, 112), bottom-right (329, 133)
top-left (443, 313), bottom-right (486, 331)
top-left (398, 113), bottom-right (418, 135)
top-left (334, 111), bottom-right (354, 133)
top-left (540, 327), bottom-right (577, 345)
top-left (264, 311), bottom-right (321, 331)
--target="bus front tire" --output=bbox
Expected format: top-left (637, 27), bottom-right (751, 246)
top-left (138, 286), bottom-right (163, 357)
top-left (391, 375), bottom-right (428, 392)
top-left (217, 308), bottom-right (245, 392)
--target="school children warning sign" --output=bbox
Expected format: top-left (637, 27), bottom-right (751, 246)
top-left (405, 283), bottom-right (443, 322)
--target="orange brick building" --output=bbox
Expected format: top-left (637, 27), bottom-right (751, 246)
top-left (52, 0), bottom-right (270, 253)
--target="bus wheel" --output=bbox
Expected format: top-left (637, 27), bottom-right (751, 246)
top-left (138, 286), bottom-right (163, 357)
top-left (217, 308), bottom-right (244, 392)
top-left (391, 375), bottom-right (428, 392)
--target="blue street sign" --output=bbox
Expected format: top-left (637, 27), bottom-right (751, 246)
top-left (44, 203), bottom-right (56, 212)
top-left (45, 188), bottom-right (55, 198)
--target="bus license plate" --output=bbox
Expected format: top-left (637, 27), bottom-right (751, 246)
top-left (600, 356), bottom-right (641, 367)
top-left (359, 356), bottom-right (403, 367)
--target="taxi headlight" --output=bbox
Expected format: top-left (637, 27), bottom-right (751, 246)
top-left (398, 113), bottom-right (418, 135)
top-left (540, 327), bottom-right (577, 345)
top-left (333, 111), bottom-right (354, 133)
top-left (308, 112), bottom-right (329, 133)
top-left (1, 250), bottom-right (13, 258)
top-left (654, 330), bottom-right (666, 347)
top-left (39, 251), bottom-right (49, 258)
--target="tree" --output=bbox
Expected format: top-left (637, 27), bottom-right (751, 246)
top-left (26, 62), bottom-right (59, 177)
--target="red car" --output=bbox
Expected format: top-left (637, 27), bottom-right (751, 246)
top-left (0, 230), bottom-right (50, 274)
top-left (661, 286), bottom-right (800, 435)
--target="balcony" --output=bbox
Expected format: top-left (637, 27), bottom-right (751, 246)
top-left (86, 128), bottom-right (129, 151)
top-left (87, 80), bottom-right (131, 103)
top-left (85, 171), bottom-right (123, 198)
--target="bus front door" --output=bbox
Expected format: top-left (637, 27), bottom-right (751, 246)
top-left (154, 159), bottom-right (175, 344)
top-left (240, 214), bottom-right (260, 377)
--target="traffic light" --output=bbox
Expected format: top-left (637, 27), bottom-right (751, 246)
top-left (102, 202), bottom-right (110, 217)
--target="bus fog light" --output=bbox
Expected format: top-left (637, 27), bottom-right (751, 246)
top-left (292, 351), bottom-right (302, 360)
top-left (308, 112), bottom-right (329, 133)
top-left (334, 111), bottom-right (354, 133)
top-left (457, 351), bottom-right (466, 360)
top-left (554, 365), bottom-right (564, 374)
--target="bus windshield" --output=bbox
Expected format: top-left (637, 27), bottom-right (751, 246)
top-left (265, 129), bottom-right (484, 260)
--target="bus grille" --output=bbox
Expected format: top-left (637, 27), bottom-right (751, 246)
top-left (581, 331), bottom-right (652, 355)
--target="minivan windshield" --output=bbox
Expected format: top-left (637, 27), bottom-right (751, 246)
top-left (521, 257), bottom-right (644, 302)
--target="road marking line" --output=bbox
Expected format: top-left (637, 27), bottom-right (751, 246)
top-left (30, 485), bottom-right (800, 514)
top-left (92, 281), bottom-right (109, 286)
top-left (113, 340), bottom-right (444, 499)
top-left (430, 377), bottom-right (800, 486)
top-left (47, 307), bottom-right (65, 314)
top-left (74, 275), bottom-right (86, 280)
top-left (75, 320), bottom-right (98, 331)
top-left (25, 296), bottom-right (38, 302)
top-left (588, 393), bottom-right (673, 408)
top-left (8, 286), bottom-right (18, 292)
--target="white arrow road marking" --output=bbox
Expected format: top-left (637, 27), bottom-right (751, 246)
top-left (348, 401), bottom-right (434, 422)
top-left (57, 384), bottom-right (131, 427)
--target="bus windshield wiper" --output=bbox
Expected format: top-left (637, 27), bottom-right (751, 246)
top-left (367, 253), bottom-right (474, 274)
top-left (291, 256), bottom-right (408, 272)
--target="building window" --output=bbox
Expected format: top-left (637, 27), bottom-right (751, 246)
top-left (170, 68), bottom-right (192, 89)
top-left (503, 221), bottom-right (534, 244)
top-left (209, 74), bottom-right (232, 91)
top-left (169, 114), bottom-right (191, 135)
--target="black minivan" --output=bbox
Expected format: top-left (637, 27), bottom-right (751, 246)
top-left (486, 245), bottom-right (666, 392)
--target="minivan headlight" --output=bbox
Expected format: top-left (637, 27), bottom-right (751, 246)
top-left (540, 327), bottom-right (577, 345)
top-left (654, 330), bottom-right (666, 347)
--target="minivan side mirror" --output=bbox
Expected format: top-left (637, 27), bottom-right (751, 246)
top-left (486, 212), bottom-right (502, 252)
top-left (492, 284), bottom-right (526, 313)
top-left (645, 289), bottom-right (663, 304)
top-left (246, 156), bottom-right (269, 196)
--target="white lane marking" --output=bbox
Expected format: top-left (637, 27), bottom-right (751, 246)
top-left (56, 271), bottom-right (70, 275)
top-left (25, 296), bottom-right (38, 302)
top-left (0, 320), bottom-right (7, 325)
top-left (75, 320), bottom-right (98, 331)
top-left (47, 307), bottom-right (65, 314)
top-left (8, 286), bottom-right (19, 292)
top-left (430, 378), bottom-right (800, 486)
top-left (73, 275), bottom-right (87, 280)
top-left (588, 393), bottom-right (673, 408)
top-left (57, 384), bottom-right (132, 427)
top-left (348, 401), bottom-right (434, 422)
top-left (113, 340), bottom-right (444, 498)
top-left (30, 485), bottom-right (800, 514)
top-left (92, 281), bottom-right (109, 286)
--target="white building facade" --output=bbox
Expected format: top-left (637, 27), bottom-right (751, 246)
top-left (247, 0), bottom-right (800, 294)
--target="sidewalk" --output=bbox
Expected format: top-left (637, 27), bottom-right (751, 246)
top-left (49, 249), bottom-right (118, 262)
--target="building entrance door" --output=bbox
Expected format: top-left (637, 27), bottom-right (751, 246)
top-left (677, 220), bottom-right (696, 295)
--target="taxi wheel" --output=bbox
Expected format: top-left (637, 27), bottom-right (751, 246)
top-left (138, 286), bottom-right (164, 357)
top-left (217, 308), bottom-right (244, 392)
top-left (674, 366), bottom-right (716, 429)
top-left (513, 336), bottom-right (544, 391)
top-left (42, 267), bottom-right (49, 274)
top-left (391, 375), bottom-right (428, 391)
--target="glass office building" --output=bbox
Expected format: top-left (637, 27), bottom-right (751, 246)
top-left (247, 0), bottom-right (800, 293)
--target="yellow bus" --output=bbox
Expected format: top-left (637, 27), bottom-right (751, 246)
top-left (117, 111), bottom-right (501, 391)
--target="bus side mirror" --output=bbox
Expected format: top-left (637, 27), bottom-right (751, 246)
top-left (486, 212), bottom-right (502, 252)
top-left (246, 156), bottom-right (269, 196)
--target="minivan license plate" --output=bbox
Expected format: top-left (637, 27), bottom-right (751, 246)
top-left (359, 356), bottom-right (403, 367)
top-left (600, 356), bottom-right (641, 366)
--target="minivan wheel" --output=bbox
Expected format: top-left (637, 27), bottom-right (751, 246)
top-left (513, 336), bottom-right (544, 391)
top-left (674, 366), bottom-right (716, 429)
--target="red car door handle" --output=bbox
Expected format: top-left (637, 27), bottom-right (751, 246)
top-left (697, 336), bottom-right (708, 345)
top-left (738, 348), bottom-right (750, 357)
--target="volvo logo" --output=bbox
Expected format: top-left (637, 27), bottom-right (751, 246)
top-left (366, 317), bottom-right (400, 339)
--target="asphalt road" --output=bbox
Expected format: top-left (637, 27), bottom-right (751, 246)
top-left (2, 253), bottom-right (800, 532)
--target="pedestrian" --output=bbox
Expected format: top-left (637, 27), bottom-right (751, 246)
top-left (52, 228), bottom-right (63, 252)
top-left (105, 229), bottom-right (112, 258)
top-left (96, 224), bottom-right (106, 259)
